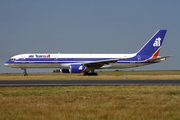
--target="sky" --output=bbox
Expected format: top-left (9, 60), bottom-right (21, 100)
top-left (0, 0), bottom-right (180, 73)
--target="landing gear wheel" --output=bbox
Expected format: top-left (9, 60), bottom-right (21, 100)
top-left (93, 73), bottom-right (98, 76)
top-left (21, 68), bottom-right (28, 76)
top-left (84, 72), bottom-right (89, 76)
top-left (84, 67), bottom-right (98, 76)
top-left (84, 72), bottom-right (98, 76)
top-left (24, 73), bottom-right (28, 76)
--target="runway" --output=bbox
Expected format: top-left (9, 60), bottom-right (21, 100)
top-left (0, 80), bottom-right (180, 87)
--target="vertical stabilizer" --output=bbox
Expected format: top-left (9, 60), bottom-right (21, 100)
top-left (137, 30), bottom-right (167, 58)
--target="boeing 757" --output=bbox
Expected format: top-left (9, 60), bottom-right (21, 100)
top-left (4, 30), bottom-right (172, 76)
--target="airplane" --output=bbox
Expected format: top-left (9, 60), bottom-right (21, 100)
top-left (4, 30), bottom-right (172, 76)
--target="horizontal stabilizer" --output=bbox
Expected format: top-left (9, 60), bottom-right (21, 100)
top-left (146, 56), bottom-right (173, 62)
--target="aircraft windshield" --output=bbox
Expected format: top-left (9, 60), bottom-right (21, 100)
top-left (9, 58), bottom-right (16, 61)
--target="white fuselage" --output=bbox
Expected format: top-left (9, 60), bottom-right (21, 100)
top-left (5, 53), bottom-right (153, 69)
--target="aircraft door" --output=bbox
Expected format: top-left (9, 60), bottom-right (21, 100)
top-left (54, 55), bottom-right (58, 63)
top-left (22, 56), bottom-right (25, 63)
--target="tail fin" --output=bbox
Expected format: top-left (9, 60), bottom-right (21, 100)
top-left (137, 30), bottom-right (167, 58)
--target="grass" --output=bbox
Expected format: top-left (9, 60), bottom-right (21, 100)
top-left (0, 86), bottom-right (180, 120)
top-left (0, 70), bottom-right (180, 80)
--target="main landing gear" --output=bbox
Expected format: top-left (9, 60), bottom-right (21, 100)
top-left (21, 68), bottom-right (28, 76)
top-left (84, 72), bottom-right (98, 76)
top-left (83, 67), bottom-right (98, 76)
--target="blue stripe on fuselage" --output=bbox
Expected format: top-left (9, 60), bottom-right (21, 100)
top-left (6, 55), bottom-right (155, 65)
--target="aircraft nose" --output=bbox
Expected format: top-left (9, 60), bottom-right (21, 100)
top-left (4, 62), bottom-right (9, 67)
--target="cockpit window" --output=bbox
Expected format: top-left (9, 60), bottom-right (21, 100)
top-left (9, 58), bottom-right (16, 61)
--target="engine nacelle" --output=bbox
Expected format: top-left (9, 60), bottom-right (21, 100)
top-left (61, 69), bottom-right (70, 73)
top-left (69, 64), bottom-right (88, 73)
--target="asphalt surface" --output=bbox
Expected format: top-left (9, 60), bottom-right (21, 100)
top-left (0, 80), bottom-right (180, 87)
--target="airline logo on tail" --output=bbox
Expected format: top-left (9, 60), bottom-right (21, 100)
top-left (153, 37), bottom-right (161, 47)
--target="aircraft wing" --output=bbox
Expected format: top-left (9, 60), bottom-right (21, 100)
top-left (83, 59), bottom-right (120, 68)
top-left (146, 56), bottom-right (173, 62)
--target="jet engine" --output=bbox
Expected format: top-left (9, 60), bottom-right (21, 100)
top-left (69, 64), bottom-right (88, 73)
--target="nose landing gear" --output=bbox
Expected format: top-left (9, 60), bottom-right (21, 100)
top-left (21, 68), bottom-right (28, 76)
